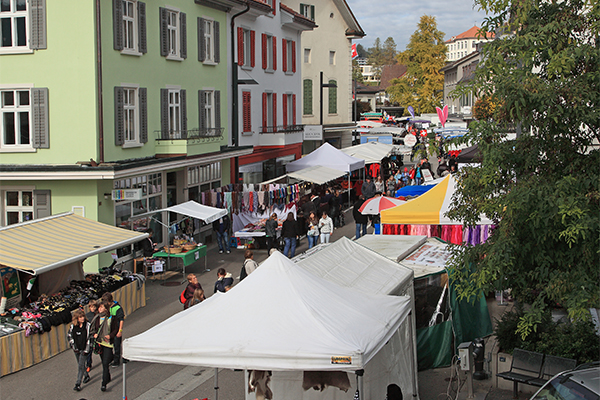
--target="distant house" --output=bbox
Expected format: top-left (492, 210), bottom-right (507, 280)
top-left (378, 64), bottom-right (408, 104)
top-left (440, 50), bottom-right (482, 119)
top-left (445, 26), bottom-right (494, 62)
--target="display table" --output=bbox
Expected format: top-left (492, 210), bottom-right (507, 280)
top-left (0, 279), bottom-right (146, 377)
top-left (152, 245), bottom-right (207, 277)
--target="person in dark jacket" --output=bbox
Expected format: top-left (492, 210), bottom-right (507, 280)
top-left (101, 292), bottom-right (124, 368)
top-left (182, 273), bottom-right (202, 309)
top-left (300, 196), bottom-right (316, 217)
top-left (361, 177), bottom-right (376, 199)
top-left (353, 195), bottom-right (368, 239)
top-left (214, 268), bottom-right (234, 293)
top-left (141, 229), bottom-right (157, 257)
top-left (265, 213), bottom-right (279, 252)
top-left (68, 309), bottom-right (92, 391)
top-left (281, 212), bottom-right (299, 258)
top-left (90, 301), bottom-right (119, 392)
top-left (212, 213), bottom-right (231, 254)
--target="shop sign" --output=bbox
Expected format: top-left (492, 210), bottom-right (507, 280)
top-left (0, 267), bottom-right (22, 308)
top-left (404, 134), bottom-right (417, 147)
top-left (112, 189), bottom-right (143, 201)
top-left (331, 356), bottom-right (352, 364)
top-left (304, 125), bottom-right (323, 141)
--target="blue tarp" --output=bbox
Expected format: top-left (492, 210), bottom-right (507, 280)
top-left (395, 185), bottom-right (435, 198)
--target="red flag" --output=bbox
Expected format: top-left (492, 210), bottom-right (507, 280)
top-left (351, 43), bottom-right (358, 59)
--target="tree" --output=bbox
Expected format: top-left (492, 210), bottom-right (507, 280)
top-left (387, 15), bottom-right (446, 114)
top-left (446, 0), bottom-right (600, 340)
top-left (382, 37), bottom-right (398, 65)
top-left (352, 59), bottom-right (364, 83)
top-left (356, 43), bottom-right (367, 58)
top-left (367, 37), bottom-right (383, 66)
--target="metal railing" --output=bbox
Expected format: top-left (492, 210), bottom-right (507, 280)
top-left (155, 127), bottom-right (224, 141)
top-left (259, 124), bottom-right (304, 134)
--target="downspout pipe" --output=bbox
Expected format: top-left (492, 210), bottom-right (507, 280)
top-left (95, 0), bottom-right (104, 164)
top-left (231, 2), bottom-right (251, 184)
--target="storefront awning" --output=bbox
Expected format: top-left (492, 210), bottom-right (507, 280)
top-left (0, 213), bottom-right (148, 275)
top-left (133, 200), bottom-right (227, 225)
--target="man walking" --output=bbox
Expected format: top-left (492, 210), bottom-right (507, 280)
top-left (361, 177), bottom-right (376, 199)
top-left (212, 213), bottom-right (231, 254)
top-left (101, 292), bottom-right (124, 368)
top-left (353, 195), bottom-right (368, 239)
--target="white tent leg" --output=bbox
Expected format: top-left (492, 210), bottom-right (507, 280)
top-left (347, 173), bottom-right (351, 208)
top-left (408, 312), bottom-right (419, 398)
top-left (214, 368), bottom-right (219, 400)
top-left (122, 362), bottom-right (127, 400)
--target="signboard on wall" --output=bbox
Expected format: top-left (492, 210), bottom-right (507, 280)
top-left (112, 189), bottom-right (143, 201)
top-left (303, 125), bottom-right (323, 141)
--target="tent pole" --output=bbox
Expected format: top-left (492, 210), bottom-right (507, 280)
top-left (347, 173), bottom-right (350, 208)
top-left (358, 374), bottom-right (364, 400)
top-left (214, 368), bottom-right (219, 400)
top-left (122, 362), bottom-right (127, 400)
top-left (408, 311), bottom-right (419, 398)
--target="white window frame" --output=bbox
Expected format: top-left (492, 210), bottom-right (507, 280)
top-left (285, 39), bottom-right (293, 74)
top-left (266, 92), bottom-right (273, 128)
top-left (121, 0), bottom-right (141, 55)
top-left (329, 50), bottom-right (335, 65)
top-left (242, 28), bottom-right (251, 69)
top-left (122, 85), bottom-right (140, 146)
top-left (265, 33), bottom-right (274, 71)
top-left (0, 0), bottom-right (31, 54)
top-left (203, 18), bottom-right (214, 63)
top-left (0, 86), bottom-right (33, 151)
top-left (304, 48), bottom-right (310, 63)
top-left (203, 89), bottom-right (215, 129)
top-left (167, 87), bottom-right (182, 137)
top-left (3, 188), bottom-right (34, 225)
top-left (166, 8), bottom-right (180, 60)
top-left (285, 93), bottom-right (293, 126)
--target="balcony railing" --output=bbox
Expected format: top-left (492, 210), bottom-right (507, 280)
top-left (260, 124), bottom-right (304, 134)
top-left (155, 127), bottom-right (224, 141)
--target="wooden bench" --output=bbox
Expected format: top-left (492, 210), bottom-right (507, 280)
top-left (497, 348), bottom-right (545, 398)
top-left (527, 354), bottom-right (577, 387)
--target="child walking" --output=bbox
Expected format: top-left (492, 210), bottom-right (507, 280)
top-left (67, 309), bottom-right (92, 391)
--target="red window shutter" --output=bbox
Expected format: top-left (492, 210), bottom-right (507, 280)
top-left (250, 30), bottom-right (255, 68)
top-left (292, 94), bottom-right (296, 125)
top-left (272, 93), bottom-right (277, 130)
top-left (237, 27), bottom-right (244, 66)
top-left (282, 94), bottom-right (288, 127)
top-left (291, 40), bottom-right (296, 73)
top-left (282, 38), bottom-right (287, 72)
top-left (261, 33), bottom-right (267, 69)
top-left (262, 92), bottom-right (267, 133)
top-left (272, 0), bottom-right (276, 15)
top-left (242, 91), bottom-right (251, 132)
top-left (272, 36), bottom-right (277, 70)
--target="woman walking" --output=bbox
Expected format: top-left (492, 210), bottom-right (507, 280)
top-left (90, 301), bottom-right (119, 392)
top-left (68, 309), bottom-right (92, 392)
top-left (318, 211), bottom-right (334, 244)
top-left (374, 175), bottom-right (385, 194)
top-left (265, 213), bottom-right (278, 252)
top-left (281, 212), bottom-right (299, 258)
top-left (306, 211), bottom-right (319, 249)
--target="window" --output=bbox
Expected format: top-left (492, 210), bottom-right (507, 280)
top-left (198, 89), bottom-right (222, 136)
top-left (1, 189), bottom-right (50, 225)
top-left (282, 39), bottom-right (295, 73)
top-left (1, 87), bottom-right (48, 151)
top-left (329, 50), bottom-right (335, 65)
top-left (304, 48), bottom-right (310, 63)
top-left (282, 93), bottom-right (295, 127)
top-left (159, 7), bottom-right (186, 59)
top-left (328, 79), bottom-right (337, 114)
top-left (0, 0), bottom-right (45, 53)
top-left (114, 86), bottom-right (147, 146)
top-left (299, 4), bottom-right (315, 20)
top-left (237, 27), bottom-right (255, 68)
top-left (160, 88), bottom-right (187, 138)
top-left (242, 91), bottom-right (251, 133)
top-left (262, 33), bottom-right (276, 71)
top-left (198, 17), bottom-right (220, 63)
top-left (262, 92), bottom-right (276, 132)
top-left (113, 0), bottom-right (146, 54)
top-left (303, 79), bottom-right (312, 115)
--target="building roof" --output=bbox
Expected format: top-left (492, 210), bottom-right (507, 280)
top-left (280, 3), bottom-right (318, 29)
top-left (446, 26), bottom-right (495, 43)
top-left (355, 82), bottom-right (381, 94)
top-left (379, 64), bottom-right (408, 90)
top-left (334, 0), bottom-right (366, 38)
top-left (440, 50), bottom-right (481, 72)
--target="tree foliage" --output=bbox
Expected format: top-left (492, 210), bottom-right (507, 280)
top-left (387, 15), bottom-right (446, 114)
top-left (446, 0), bottom-right (600, 339)
top-left (352, 59), bottom-right (364, 83)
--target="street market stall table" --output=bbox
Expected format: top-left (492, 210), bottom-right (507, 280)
top-left (151, 245), bottom-right (207, 276)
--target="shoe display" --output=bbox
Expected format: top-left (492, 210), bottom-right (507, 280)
top-left (73, 384), bottom-right (81, 391)
top-left (83, 375), bottom-right (91, 384)
top-left (101, 385), bottom-right (106, 392)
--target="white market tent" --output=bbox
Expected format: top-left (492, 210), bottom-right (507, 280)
top-left (259, 165), bottom-right (347, 186)
top-left (340, 141), bottom-right (396, 164)
top-left (286, 142), bottom-right (365, 173)
top-left (123, 252), bottom-right (411, 399)
top-left (133, 200), bottom-right (227, 224)
top-left (291, 237), bottom-right (420, 400)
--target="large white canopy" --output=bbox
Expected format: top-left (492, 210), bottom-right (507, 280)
top-left (286, 142), bottom-right (365, 173)
top-left (123, 252), bottom-right (410, 371)
top-left (340, 142), bottom-right (396, 164)
top-left (286, 165), bottom-right (347, 184)
top-left (133, 200), bottom-right (227, 224)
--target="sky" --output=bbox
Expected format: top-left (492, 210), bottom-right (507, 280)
top-left (345, 0), bottom-right (491, 51)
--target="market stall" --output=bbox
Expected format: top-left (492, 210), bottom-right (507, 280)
top-left (123, 252), bottom-right (411, 400)
top-left (0, 213), bottom-right (148, 376)
top-left (356, 234), bottom-right (493, 370)
top-left (232, 204), bottom-right (296, 249)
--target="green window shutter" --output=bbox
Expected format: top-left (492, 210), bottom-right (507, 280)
top-left (180, 12), bottom-right (187, 59)
top-left (310, 5), bottom-right (315, 21)
top-left (303, 79), bottom-right (312, 115)
top-left (139, 88), bottom-right (148, 143)
top-left (181, 89), bottom-right (187, 135)
top-left (159, 8), bottom-right (168, 56)
top-left (215, 90), bottom-right (221, 129)
top-left (138, 2), bottom-right (147, 53)
top-left (214, 21), bottom-right (220, 63)
top-left (113, 0), bottom-right (123, 51)
top-left (33, 190), bottom-right (51, 219)
top-left (160, 88), bottom-right (169, 136)
top-left (30, 0), bottom-right (46, 50)
top-left (198, 18), bottom-right (205, 62)
top-left (300, 4), bottom-right (305, 15)
top-left (32, 88), bottom-right (49, 148)
top-left (198, 90), bottom-right (206, 130)
top-left (328, 80), bottom-right (337, 114)
top-left (114, 87), bottom-right (124, 145)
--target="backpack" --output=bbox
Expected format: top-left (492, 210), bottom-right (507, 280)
top-left (239, 263), bottom-right (248, 281)
top-left (179, 289), bottom-right (186, 304)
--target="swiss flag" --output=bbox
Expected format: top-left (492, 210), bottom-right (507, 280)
top-left (351, 43), bottom-right (358, 59)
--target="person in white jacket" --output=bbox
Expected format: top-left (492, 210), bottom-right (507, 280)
top-left (318, 211), bottom-right (334, 244)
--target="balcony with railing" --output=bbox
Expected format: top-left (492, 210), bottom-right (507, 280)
top-left (155, 128), bottom-right (225, 157)
top-left (258, 124), bottom-right (304, 146)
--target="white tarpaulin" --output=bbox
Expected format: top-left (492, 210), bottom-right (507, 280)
top-left (287, 165), bottom-right (347, 184)
top-left (340, 142), bottom-right (395, 164)
top-left (286, 142), bottom-right (365, 173)
top-left (133, 200), bottom-right (227, 224)
top-left (123, 251), bottom-right (411, 372)
top-left (232, 204), bottom-right (297, 235)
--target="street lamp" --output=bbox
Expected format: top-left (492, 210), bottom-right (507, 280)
top-left (319, 71), bottom-right (337, 145)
